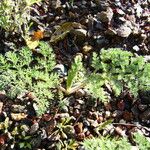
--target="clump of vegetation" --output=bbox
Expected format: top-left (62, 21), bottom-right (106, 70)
top-left (133, 132), bottom-right (150, 150)
top-left (0, 42), bottom-right (59, 116)
top-left (82, 136), bottom-right (132, 150)
top-left (0, 0), bottom-right (41, 37)
top-left (61, 48), bottom-right (150, 102)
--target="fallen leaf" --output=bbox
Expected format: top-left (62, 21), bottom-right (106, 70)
top-left (26, 38), bottom-right (39, 49)
top-left (50, 22), bottom-right (85, 43)
top-left (31, 30), bottom-right (44, 41)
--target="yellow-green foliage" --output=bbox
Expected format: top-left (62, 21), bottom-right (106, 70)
top-left (0, 0), bottom-right (41, 36)
top-left (65, 48), bottom-right (150, 102)
top-left (0, 42), bottom-right (58, 116)
top-left (82, 136), bottom-right (132, 150)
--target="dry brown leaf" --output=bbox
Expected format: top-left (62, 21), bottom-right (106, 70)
top-left (50, 22), bottom-right (85, 43)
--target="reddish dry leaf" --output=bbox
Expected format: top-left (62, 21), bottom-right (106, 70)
top-left (97, 116), bottom-right (104, 123)
top-left (76, 132), bottom-right (85, 141)
top-left (31, 30), bottom-right (44, 41)
top-left (117, 100), bottom-right (125, 110)
top-left (74, 122), bottom-right (83, 134)
top-left (26, 92), bottom-right (36, 100)
top-left (0, 135), bottom-right (6, 145)
top-left (104, 102), bottom-right (112, 111)
top-left (123, 111), bottom-right (133, 121)
top-left (42, 114), bottom-right (52, 122)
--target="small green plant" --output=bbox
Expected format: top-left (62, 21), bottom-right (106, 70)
top-left (60, 54), bottom-right (86, 94)
top-left (133, 132), bottom-right (150, 150)
top-left (0, 0), bottom-right (41, 37)
top-left (0, 42), bottom-right (59, 116)
top-left (91, 49), bottom-right (150, 98)
top-left (60, 48), bottom-right (150, 102)
top-left (82, 136), bottom-right (132, 150)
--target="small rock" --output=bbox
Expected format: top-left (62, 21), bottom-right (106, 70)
top-left (11, 105), bottom-right (25, 113)
top-left (76, 132), bottom-right (85, 141)
top-left (105, 111), bottom-right (111, 118)
top-left (97, 7), bottom-right (113, 22)
top-left (95, 36), bottom-right (108, 45)
top-left (105, 28), bottom-right (117, 35)
top-left (117, 25), bottom-right (132, 37)
top-left (55, 113), bottom-right (70, 119)
top-left (139, 91), bottom-right (150, 104)
top-left (40, 129), bottom-right (47, 139)
top-left (133, 45), bottom-right (140, 51)
top-left (115, 126), bottom-right (126, 137)
top-left (138, 104), bottom-right (148, 112)
top-left (30, 122), bottom-right (39, 134)
top-left (95, 20), bottom-right (103, 30)
top-left (30, 135), bottom-right (42, 148)
top-left (82, 45), bottom-right (93, 54)
top-left (53, 64), bottom-right (67, 77)
top-left (83, 119), bottom-right (90, 126)
top-left (112, 110), bottom-right (123, 117)
top-left (0, 102), bottom-right (3, 114)
top-left (11, 113), bottom-right (27, 121)
top-left (139, 108), bottom-right (150, 121)
top-left (88, 119), bottom-right (99, 128)
top-left (26, 92), bottom-right (36, 100)
top-left (74, 104), bottom-right (81, 110)
top-left (116, 8), bottom-right (125, 16)
top-left (75, 89), bottom-right (86, 98)
top-left (144, 55), bottom-right (150, 62)
top-left (119, 119), bottom-right (126, 124)
top-left (74, 122), bottom-right (83, 134)
top-left (0, 91), bottom-right (6, 100)
top-left (63, 125), bottom-right (75, 137)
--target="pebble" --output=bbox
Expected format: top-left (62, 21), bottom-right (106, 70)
top-left (53, 64), bottom-right (67, 77)
top-left (97, 7), bottom-right (113, 22)
top-left (74, 122), bottom-right (83, 133)
top-left (133, 45), bottom-right (140, 51)
top-left (105, 111), bottom-right (111, 118)
top-left (11, 113), bottom-right (27, 121)
top-left (40, 129), bottom-right (47, 139)
top-left (0, 91), bottom-right (7, 100)
top-left (11, 105), bottom-right (26, 113)
top-left (138, 104), bottom-right (148, 111)
top-left (75, 89), bottom-right (86, 98)
top-left (30, 122), bottom-right (39, 134)
top-left (105, 28), bottom-right (117, 35)
top-left (55, 113), bottom-right (70, 118)
top-left (0, 102), bottom-right (3, 114)
top-left (139, 108), bottom-right (150, 121)
top-left (63, 125), bottom-right (75, 137)
top-left (30, 135), bottom-right (42, 148)
top-left (117, 25), bottom-right (132, 37)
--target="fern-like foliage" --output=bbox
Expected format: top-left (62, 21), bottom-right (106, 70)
top-left (64, 48), bottom-right (150, 102)
top-left (91, 48), bottom-right (150, 98)
top-left (82, 136), bottom-right (132, 150)
top-left (0, 42), bottom-right (58, 116)
top-left (133, 133), bottom-right (150, 150)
